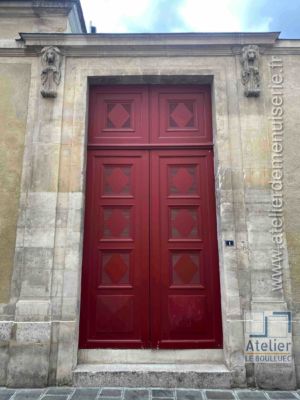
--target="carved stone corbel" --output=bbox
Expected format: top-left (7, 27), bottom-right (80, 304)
top-left (40, 46), bottom-right (62, 98)
top-left (240, 44), bottom-right (261, 97)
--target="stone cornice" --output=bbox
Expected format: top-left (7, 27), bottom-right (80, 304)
top-left (18, 32), bottom-right (280, 47)
top-left (15, 32), bottom-right (282, 57)
top-left (1, 32), bottom-right (300, 58)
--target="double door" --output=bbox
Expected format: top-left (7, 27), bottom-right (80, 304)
top-left (79, 85), bottom-right (222, 349)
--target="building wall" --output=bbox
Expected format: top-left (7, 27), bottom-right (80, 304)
top-left (0, 16), bottom-right (70, 39)
top-left (0, 9), bottom-right (299, 389)
top-left (0, 63), bottom-right (30, 304)
top-left (283, 54), bottom-right (300, 381)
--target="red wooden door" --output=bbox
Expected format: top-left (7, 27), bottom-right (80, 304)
top-left (79, 85), bottom-right (222, 349)
top-left (79, 150), bottom-right (150, 348)
top-left (150, 150), bottom-right (222, 348)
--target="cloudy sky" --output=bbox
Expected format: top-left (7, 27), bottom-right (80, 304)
top-left (80, 0), bottom-right (300, 38)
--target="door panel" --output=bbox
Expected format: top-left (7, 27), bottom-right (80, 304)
top-left (150, 150), bottom-right (222, 348)
top-left (150, 86), bottom-right (212, 144)
top-left (79, 150), bottom-right (150, 348)
top-left (80, 85), bottom-right (223, 349)
top-left (88, 86), bottom-right (149, 145)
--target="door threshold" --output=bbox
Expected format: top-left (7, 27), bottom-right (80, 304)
top-left (78, 348), bottom-right (224, 364)
top-left (73, 362), bottom-right (231, 388)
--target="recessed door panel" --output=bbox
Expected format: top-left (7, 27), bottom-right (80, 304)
top-left (150, 86), bottom-right (212, 144)
top-left (88, 86), bottom-right (149, 145)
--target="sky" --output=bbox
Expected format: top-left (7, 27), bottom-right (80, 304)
top-left (80, 0), bottom-right (300, 38)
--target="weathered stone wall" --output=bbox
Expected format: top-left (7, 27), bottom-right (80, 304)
top-left (0, 27), bottom-right (299, 389)
top-left (0, 63), bottom-right (31, 304)
top-left (0, 16), bottom-right (70, 39)
top-left (0, 0), bottom-right (86, 40)
top-left (283, 55), bottom-right (300, 383)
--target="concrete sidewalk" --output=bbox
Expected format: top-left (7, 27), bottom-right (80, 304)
top-left (0, 388), bottom-right (299, 400)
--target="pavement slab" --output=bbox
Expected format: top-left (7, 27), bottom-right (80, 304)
top-left (0, 387), bottom-right (299, 400)
top-left (236, 392), bottom-right (268, 400)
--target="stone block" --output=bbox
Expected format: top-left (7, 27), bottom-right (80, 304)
top-left (50, 269), bottom-right (64, 299)
top-left (68, 208), bottom-right (83, 233)
top-left (7, 341), bottom-right (50, 387)
top-left (54, 227), bottom-right (68, 249)
top-left (69, 192), bottom-right (84, 211)
top-left (226, 320), bottom-right (245, 353)
top-left (15, 300), bottom-right (50, 321)
top-left (26, 192), bottom-right (57, 210)
top-left (24, 247), bottom-right (54, 270)
top-left (219, 202), bottom-right (235, 231)
top-left (37, 109), bottom-right (63, 145)
top-left (244, 169), bottom-right (271, 190)
top-left (56, 321), bottom-right (77, 385)
top-left (0, 346), bottom-right (8, 385)
top-left (15, 322), bottom-right (51, 343)
top-left (62, 270), bottom-right (79, 297)
top-left (64, 245), bottom-right (82, 271)
top-left (56, 208), bottom-right (68, 228)
top-left (73, 363), bottom-right (231, 388)
top-left (248, 230), bottom-right (273, 250)
top-left (66, 231), bottom-right (82, 247)
top-left (30, 143), bottom-right (60, 192)
top-left (0, 324), bottom-right (10, 384)
top-left (0, 321), bottom-right (13, 342)
top-left (254, 363), bottom-right (296, 390)
top-left (249, 250), bottom-right (273, 271)
top-left (251, 270), bottom-right (283, 299)
top-left (222, 248), bottom-right (238, 275)
top-left (227, 295), bottom-right (242, 316)
top-left (69, 163), bottom-right (84, 192)
top-left (20, 267), bottom-right (51, 298)
top-left (56, 193), bottom-right (69, 209)
top-left (247, 214), bottom-right (272, 232)
top-left (24, 226), bottom-right (55, 248)
top-left (25, 205), bottom-right (56, 229)
top-left (61, 297), bottom-right (78, 320)
top-left (47, 322), bottom-right (59, 386)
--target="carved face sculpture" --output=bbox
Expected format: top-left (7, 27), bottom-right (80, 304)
top-left (46, 49), bottom-right (56, 65)
top-left (40, 46), bottom-right (62, 98)
top-left (247, 48), bottom-right (257, 62)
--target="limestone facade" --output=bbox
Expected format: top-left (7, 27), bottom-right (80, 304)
top-left (0, 0), bottom-right (300, 389)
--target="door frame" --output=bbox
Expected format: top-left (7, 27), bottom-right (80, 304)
top-left (53, 70), bottom-right (246, 384)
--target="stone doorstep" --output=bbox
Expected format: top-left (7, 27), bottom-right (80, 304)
top-left (78, 349), bottom-right (224, 365)
top-left (73, 363), bottom-right (231, 388)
